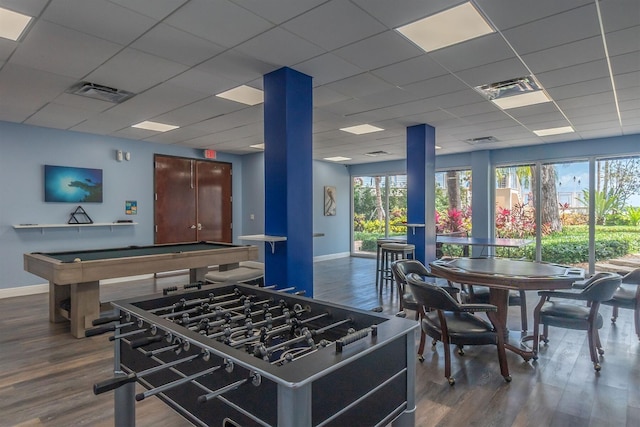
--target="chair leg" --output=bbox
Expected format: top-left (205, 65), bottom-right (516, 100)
top-left (611, 306), bottom-right (619, 323)
top-left (595, 328), bottom-right (604, 356)
top-left (635, 306), bottom-right (640, 340)
top-left (443, 340), bottom-right (454, 385)
top-left (519, 290), bottom-right (528, 333)
top-left (417, 330), bottom-right (426, 362)
top-left (587, 324), bottom-right (600, 371)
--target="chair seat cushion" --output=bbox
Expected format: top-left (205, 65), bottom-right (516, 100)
top-left (540, 301), bottom-right (604, 330)
top-left (602, 284), bottom-right (638, 309)
top-left (422, 311), bottom-right (496, 345)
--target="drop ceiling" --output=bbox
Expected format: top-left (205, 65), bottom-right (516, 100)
top-left (0, 0), bottom-right (638, 164)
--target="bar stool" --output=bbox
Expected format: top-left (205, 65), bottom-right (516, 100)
top-left (375, 238), bottom-right (397, 290)
top-left (379, 242), bottom-right (415, 295)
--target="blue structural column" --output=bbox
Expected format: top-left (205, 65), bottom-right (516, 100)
top-left (406, 124), bottom-right (436, 264)
top-left (263, 67), bottom-right (313, 296)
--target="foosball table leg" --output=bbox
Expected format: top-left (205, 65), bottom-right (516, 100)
top-left (114, 380), bottom-right (135, 427)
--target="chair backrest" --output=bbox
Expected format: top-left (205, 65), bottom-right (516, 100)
top-left (621, 268), bottom-right (640, 285)
top-left (580, 272), bottom-right (623, 302)
top-left (405, 273), bottom-right (461, 312)
top-left (391, 260), bottom-right (431, 296)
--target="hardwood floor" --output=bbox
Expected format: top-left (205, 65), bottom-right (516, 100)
top-left (1, 257), bottom-right (638, 426)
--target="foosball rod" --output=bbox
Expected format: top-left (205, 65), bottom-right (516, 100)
top-left (260, 318), bottom-right (352, 355)
top-left (135, 365), bottom-right (222, 401)
top-left (160, 298), bottom-right (271, 320)
top-left (197, 372), bottom-right (261, 404)
top-left (149, 288), bottom-right (243, 314)
top-left (157, 295), bottom-right (249, 319)
top-left (226, 311), bottom-right (331, 348)
top-left (94, 352), bottom-right (205, 395)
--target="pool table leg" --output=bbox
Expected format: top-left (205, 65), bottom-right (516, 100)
top-left (69, 281), bottom-right (100, 339)
top-left (49, 281), bottom-right (69, 323)
top-left (190, 266), bottom-right (208, 283)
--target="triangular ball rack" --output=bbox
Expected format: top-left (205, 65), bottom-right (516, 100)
top-left (68, 206), bottom-right (93, 224)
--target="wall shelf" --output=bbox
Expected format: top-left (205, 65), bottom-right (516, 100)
top-left (238, 234), bottom-right (287, 253)
top-left (13, 222), bottom-right (137, 233)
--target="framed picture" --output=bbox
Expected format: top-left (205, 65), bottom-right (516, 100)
top-left (324, 186), bottom-right (336, 216)
top-left (44, 165), bottom-right (103, 203)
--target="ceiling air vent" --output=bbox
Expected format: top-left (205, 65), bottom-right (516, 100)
top-left (364, 150), bottom-right (390, 157)
top-left (67, 82), bottom-right (135, 103)
top-left (466, 136), bottom-right (497, 144)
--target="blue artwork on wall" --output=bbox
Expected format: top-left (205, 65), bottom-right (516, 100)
top-left (44, 165), bottom-right (103, 203)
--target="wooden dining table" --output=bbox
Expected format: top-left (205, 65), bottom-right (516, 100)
top-left (429, 257), bottom-right (585, 361)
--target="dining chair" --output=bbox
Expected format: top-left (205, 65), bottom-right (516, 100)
top-left (391, 259), bottom-right (459, 318)
top-left (532, 271), bottom-right (622, 371)
top-left (405, 272), bottom-right (511, 385)
top-left (601, 268), bottom-right (640, 340)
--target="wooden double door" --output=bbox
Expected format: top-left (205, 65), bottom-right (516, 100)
top-left (154, 155), bottom-right (232, 244)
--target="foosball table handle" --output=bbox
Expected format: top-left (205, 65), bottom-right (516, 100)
top-left (94, 374), bottom-right (136, 395)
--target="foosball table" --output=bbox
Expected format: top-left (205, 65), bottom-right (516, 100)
top-left (91, 283), bottom-right (418, 427)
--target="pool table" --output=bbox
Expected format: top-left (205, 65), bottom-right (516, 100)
top-left (24, 242), bottom-right (258, 338)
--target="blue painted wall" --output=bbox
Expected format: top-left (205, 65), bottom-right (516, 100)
top-left (0, 121), bottom-right (242, 289)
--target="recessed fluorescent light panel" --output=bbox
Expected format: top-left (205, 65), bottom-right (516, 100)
top-left (475, 76), bottom-right (551, 109)
top-left (250, 143), bottom-right (265, 150)
top-left (340, 124), bottom-right (384, 135)
top-left (132, 121), bottom-right (179, 132)
top-left (324, 156), bottom-right (351, 162)
top-left (533, 126), bottom-right (574, 137)
top-left (0, 7), bottom-right (32, 41)
top-left (396, 2), bottom-right (494, 52)
top-left (216, 85), bottom-right (264, 106)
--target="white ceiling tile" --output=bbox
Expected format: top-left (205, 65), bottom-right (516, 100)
top-left (25, 103), bottom-right (93, 129)
top-left (0, 38), bottom-right (17, 62)
top-left (333, 30), bottom-right (423, 71)
top-left (537, 59), bottom-right (610, 89)
top-left (130, 24), bottom-right (226, 67)
top-left (521, 36), bottom-right (606, 75)
top-left (313, 86), bottom-right (350, 107)
top-left (165, 0), bottom-right (273, 47)
top-left (598, 0), bottom-right (640, 33)
top-left (232, 0), bottom-right (327, 25)
top-left (353, 0), bottom-right (456, 28)
top-left (546, 77), bottom-right (613, 101)
top-left (501, 4), bottom-right (600, 55)
top-left (106, 83), bottom-right (209, 122)
top-left (454, 57), bottom-right (528, 87)
top-left (52, 92), bottom-right (114, 113)
top-left (167, 68), bottom-right (238, 94)
top-left (0, 0), bottom-right (48, 16)
top-left (84, 48), bottom-right (189, 94)
top-left (429, 33), bottom-right (515, 73)
top-left (197, 50), bottom-right (278, 86)
top-left (154, 96), bottom-right (244, 127)
top-left (42, 0), bottom-right (157, 45)
top-left (282, 0), bottom-right (386, 51)
top-left (9, 20), bottom-right (122, 79)
top-left (324, 72), bottom-right (395, 99)
top-left (108, 0), bottom-right (188, 20)
top-left (605, 26), bottom-right (640, 57)
top-left (70, 111), bottom-right (139, 135)
top-left (143, 126), bottom-right (211, 144)
top-left (294, 53), bottom-right (363, 86)
top-left (610, 50), bottom-right (640, 75)
top-left (474, 0), bottom-right (593, 30)
top-left (371, 55), bottom-right (448, 87)
top-left (236, 27), bottom-right (325, 67)
top-left (0, 63), bottom-right (75, 116)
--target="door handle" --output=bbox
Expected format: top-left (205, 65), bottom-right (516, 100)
top-left (189, 225), bottom-right (196, 229)
top-left (197, 223), bottom-right (202, 231)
